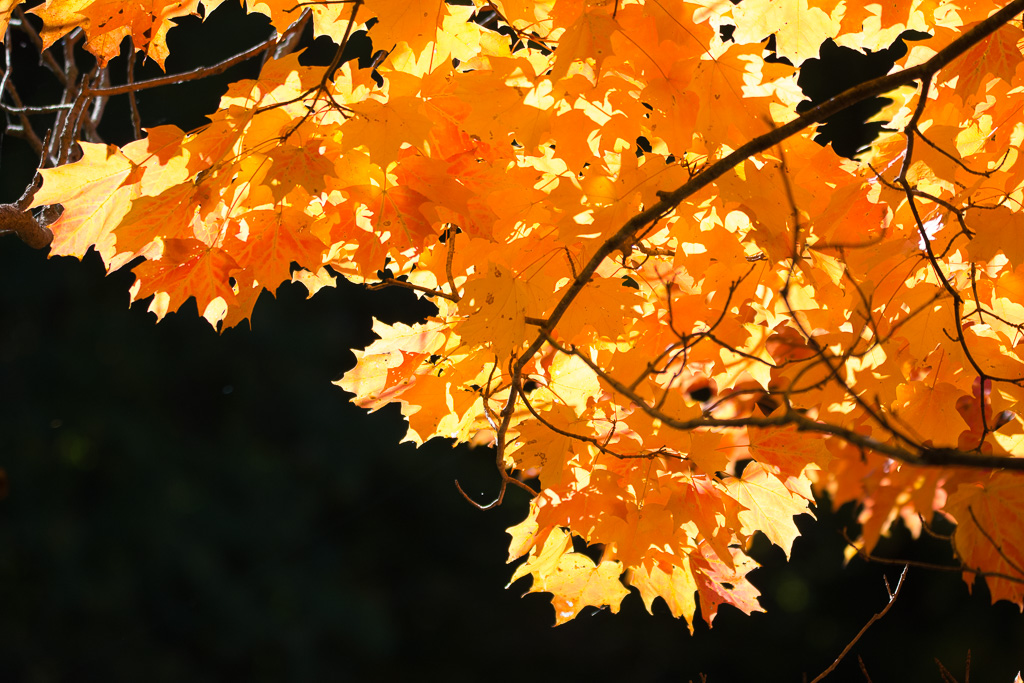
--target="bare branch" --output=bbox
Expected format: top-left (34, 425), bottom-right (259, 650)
top-left (809, 565), bottom-right (909, 683)
top-left (86, 35), bottom-right (278, 97)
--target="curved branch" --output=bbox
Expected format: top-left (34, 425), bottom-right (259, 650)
top-left (539, 329), bottom-right (1024, 471)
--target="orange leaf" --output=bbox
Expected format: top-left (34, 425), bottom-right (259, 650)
top-left (951, 22), bottom-right (1024, 102)
top-left (548, 3), bottom-right (617, 82)
top-left (944, 473), bottom-right (1024, 610)
top-left (966, 206), bottom-right (1024, 268)
top-left (691, 543), bottom-right (764, 626)
top-left (31, 0), bottom-right (205, 67)
top-left (114, 183), bottom-right (199, 254)
top-left (232, 208), bottom-right (327, 290)
top-left (132, 238), bottom-right (240, 326)
top-left (0, 0), bottom-right (17, 40)
top-left (892, 381), bottom-right (971, 448)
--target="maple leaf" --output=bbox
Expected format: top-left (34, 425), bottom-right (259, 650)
top-left (747, 426), bottom-right (831, 493)
top-left (507, 404), bottom-right (580, 490)
top-left (950, 21), bottom-right (1024, 102)
top-left (731, 0), bottom-right (841, 64)
top-left (510, 527), bottom-right (629, 625)
top-left (343, 92), bottom-right (436, 168)
top-left (31, 126), bottom-right (192, 262)
top-left (31, 143), bottom-right (142, 261)
top-left (892, 381), bottom-right (972, 447)
top-left (0, 0), bottom-right (17, 39)
top-left (457, 263), bottom-right (541, 361)
top-left (668, 474), bottom-right (741, 570)
top-left (548, 1), bottom-right (617, 82)
top-left (114, 182), bottom-right (199, 254)
top-left (966, 206), bottom-right (1024, 268)
top-left (343, 182), bottom-right (438, 257)
top-left (232, 206), bottom-right (327, 289)
top-left (336, 318), bottom-right (449, 413)
top-left (630, 558), bottom-right (699, 630)
top-left (131, 238), bottom-right (240, 326)
top-left (727, 462), bottom-right (813, 559)
top-left (262, 141), bottom-right (335, 203)
top-left (30, 0), bottom-right (207, 67)
top-left (944, 473), bottom-right (1024, 609)
top-left (245, 0), bottom-right (347, 42)
top-left (690, 543), bottom-right (765, 625)
top-left (689, 44), bottom-right (776, 151)
top-left (553, 275), bottom-right (643, 343)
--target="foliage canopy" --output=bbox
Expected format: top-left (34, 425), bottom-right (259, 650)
top-left (3, 0), bottom-right (1024, 631)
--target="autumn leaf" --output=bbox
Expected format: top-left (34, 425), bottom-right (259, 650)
top-left (731, 0), bottom-right (841, 64)
top-left (131, 238), bottom-right (240, 326)
top-left (944, 473), bottom-right (1024, 609)
top-left (892, 381), bottom-right (971, 448)
top-left (630, 558), bottom-right (699, 630)
top-left (457, 263), bottom-right (540, 361)
top-left (32, 142), bottom-right (141, 261)
top-left (966, 206), bottom-right (1024, 268)
top-left (548, 1), bottom-right (617, 82)
top-left (0, 0), bottom-right (17, 39)
top-left (690, 543), bottom-right (765, 625)
top-left (344, 182), bottom-right (438, 256)
top-left (950, 22), bottom-right (1024, 102)
top-left (554, 275), bottom-right (643, 343)
top-left (507, 404), bottom-right (579, 490)
top-left (365, 0), bottom-right (447, 57)
top-left (747, 426), bottom-right (831, 494)
top-left (231, 206), bottom-right (327, 289)
top-left (263, 141), bottom-right (335, 202)
top-left (114, 182), bottom-right (199, 254)
top-left (728, 462), bottom-right (813, 559)
top-left (30, 0), bottom-right (207, 67)
top-left (336, 318), bottom-right (449, 413)
top-left (510, 527), bottom-right (629, 625)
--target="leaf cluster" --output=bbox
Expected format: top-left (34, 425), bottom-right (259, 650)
top-left (3, 0), bottom-right (1024, 631)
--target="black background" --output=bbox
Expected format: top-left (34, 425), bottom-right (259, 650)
top-left (1, 3), bottom-right (1023, 681)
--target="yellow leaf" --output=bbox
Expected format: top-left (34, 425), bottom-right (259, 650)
top-left (512, 528), bottom-right (629, 625)
top-left (630, 557), bottom-right (699, 631)
top-left (728, 462), bottom-right (812, 558)
top-left (457, 263), bottom-right (540, 360)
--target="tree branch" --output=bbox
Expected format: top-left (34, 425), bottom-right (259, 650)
top-left (809, 565), bottom-right (909, 683)
top-left (86, 35), bottom-right (278, 97)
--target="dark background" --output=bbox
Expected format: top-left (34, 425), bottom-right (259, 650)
top-left (1, 3), bottom-right (1023, 681)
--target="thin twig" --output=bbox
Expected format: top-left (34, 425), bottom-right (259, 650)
top-left (445, 226), bottom-right (460, 301)
top-left (87, 35), bottom-right (278, 97)
top-left (368, 277), bottom-right (460, 302)
top-left (809, 565), bottom-right (909, 683)
top-left (842, 530), bottom-right (1024, 585)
